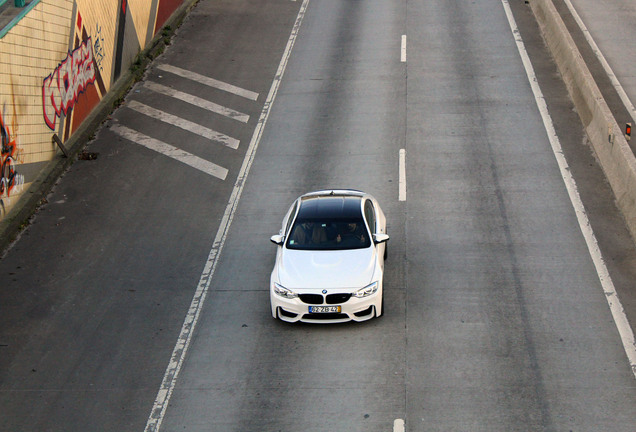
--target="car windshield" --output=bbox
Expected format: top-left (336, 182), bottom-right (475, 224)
top-left (286, 218), bottom-right (371, 250)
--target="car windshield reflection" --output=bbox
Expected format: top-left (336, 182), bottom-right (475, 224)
top-left (286, 218), bottom-right (370, 250)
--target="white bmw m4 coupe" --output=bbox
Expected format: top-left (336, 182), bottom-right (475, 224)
top-left (270, 190), bottom-right (389, 323)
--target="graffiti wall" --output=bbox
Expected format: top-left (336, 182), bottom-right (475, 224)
top-left (0, 0), bottom-right (185, 220)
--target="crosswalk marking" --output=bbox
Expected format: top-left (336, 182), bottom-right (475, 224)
top-left (156, 64), bottom-right (260, 101)
top-left (111, 124), bottom-right (229, 180)
top-left (145, 81), bottom-right (250, 123)
top-left (115, 66), bottom-right (259, 184)
top-left (126, 100), bottom-right (239, 149)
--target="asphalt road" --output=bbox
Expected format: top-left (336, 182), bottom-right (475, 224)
top-left (1, 0), bottom-right (635, 431)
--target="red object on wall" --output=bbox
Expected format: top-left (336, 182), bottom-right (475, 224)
top-left (66, 84), bottom-right (100, 140)
top-left (154, 0), bottom-right (183, 35)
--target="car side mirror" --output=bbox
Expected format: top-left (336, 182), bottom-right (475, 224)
top-left (373, 233), bottom-right (389, 244)
top-left (270, 234), bottom-right (284, 245)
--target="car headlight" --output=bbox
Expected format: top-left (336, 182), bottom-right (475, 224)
top-left (352, 281), bottom-right (378, 298)
top-left (273, 283), bottom-right (298, 299)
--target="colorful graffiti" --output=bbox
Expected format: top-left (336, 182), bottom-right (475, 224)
top-left (0, 112), bottom-right (24, 215)
top-left (42, 37), bottom-right (97, 130)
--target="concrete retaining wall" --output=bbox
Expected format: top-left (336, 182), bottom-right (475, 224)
top-left (530, 0), bottom-right (636, 242)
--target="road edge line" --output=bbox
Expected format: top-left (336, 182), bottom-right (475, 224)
top-left (501, 0), bottom-right (636, 379)
top-left (143, 1), bottom-right (312, 430)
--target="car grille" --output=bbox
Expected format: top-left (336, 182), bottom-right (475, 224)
top-left (298, 293), bottom-right (353, 305)
top-left (298, 294), bottom-right (324, 305)
top-left (326, 293), bottom-right (351, 304)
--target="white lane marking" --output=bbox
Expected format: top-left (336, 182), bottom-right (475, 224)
top-left (401, 35), bottom-right (407, 63)
top-left (394, 418), bottom-right (405, 432)
top-left (111, 124), bottom-right (228, 180)
top-left (563, 0), bottom-right (636, 125)
top-left (502, 0), bottom-right (636, 379)
top-left (156, 63), bottom-right (259, 101)
top-left (143, 1), bottom-right (312, 431)
top-left (399, 148), bottom-right (406, 201)
top-left (145, 81), bottom-right (250, 123)
top-left (126, 100), bottom-right (239, 149)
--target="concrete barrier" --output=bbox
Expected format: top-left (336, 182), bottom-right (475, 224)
top-left (530, 0), bottom-right (636, 242)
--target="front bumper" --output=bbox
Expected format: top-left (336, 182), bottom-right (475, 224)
top-left (270, 286), bottom-right (382, 323)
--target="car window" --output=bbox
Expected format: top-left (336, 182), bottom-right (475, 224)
top-left (364, 200), bottom-right (376, 235)
top-left (284, 201), bottom-right (298, 237)
top-left (286, 217), bottom-right (371, 250)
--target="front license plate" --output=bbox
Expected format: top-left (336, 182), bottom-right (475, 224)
top-left (309, 306), bottom-right (341, 313)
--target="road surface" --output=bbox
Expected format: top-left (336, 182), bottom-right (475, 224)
top-left (1, 0), bottom-right (635, 431)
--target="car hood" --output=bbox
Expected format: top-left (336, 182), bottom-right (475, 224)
top-left (277, 247), bottom-right (376, 290)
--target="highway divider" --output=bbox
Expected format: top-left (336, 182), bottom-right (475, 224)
top-left (529, 0), bottom-right (636, 242)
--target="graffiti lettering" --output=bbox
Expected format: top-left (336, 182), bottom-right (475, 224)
top-left (42, 37), bottom-right (96, 130)
top-left (93, 23), bottom-right (105, 72)
top-left (0, 113), bottom-right (25, 215)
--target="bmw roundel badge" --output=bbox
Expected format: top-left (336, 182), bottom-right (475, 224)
top-left (322, 290), bottom-right (328, 294)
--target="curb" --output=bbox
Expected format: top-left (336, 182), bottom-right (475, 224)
top-left (529, 0), bottom-right (636, 243)
top-left (0, 0), bottom-right (199, 256)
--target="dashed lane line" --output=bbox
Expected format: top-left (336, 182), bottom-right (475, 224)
top-left (156, 63), bottom-right (260, 101)
top-left (399, 148), bottom-right (406, 201)
top-left (111, 124), bottom-right (229, 180)
top-left (126, 100), bottom-right (240, 149)
top-left (144, 81), bottom-right (250, 123)
top-left (401, 35), bottom-right (407, 63)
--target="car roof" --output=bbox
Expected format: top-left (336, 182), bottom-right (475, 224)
top-left (297, 192), bottom-right (364, 220)
top-left (300, 189), bottom-right (366, 199)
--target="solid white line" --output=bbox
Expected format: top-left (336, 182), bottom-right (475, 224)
top-left (399, 148), bottom-right (406, 201)
top-left (562, 0), bottom-right (636, 125)
top-left (501, 0), bottom-right (636, 379)
top-left (126, 100), bottom-right (239, 149)
top-left (145, 81), bottom-right (250, 123)
top-left (156, 63), bottom-right (259, 101)
top-left (394, 418), bottom-right (405, 432)
top-left (401, 35), bottom-right (407, 62)
top-left (143, 1), bottom-right (312, 431)
top-left (111, 124), bottom-right (228, 180)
